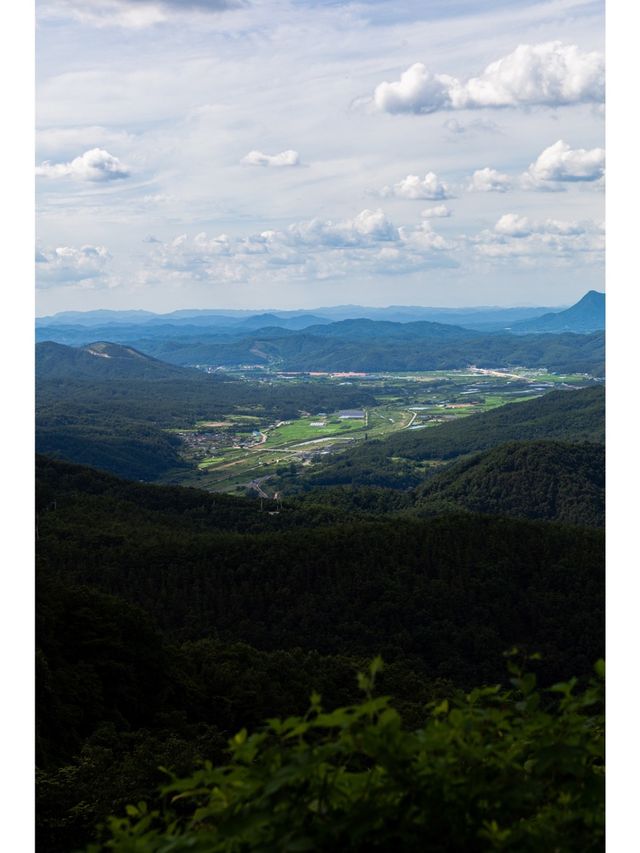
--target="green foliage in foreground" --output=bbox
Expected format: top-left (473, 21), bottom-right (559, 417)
top-left (88, 657), bottom-right (604, 853)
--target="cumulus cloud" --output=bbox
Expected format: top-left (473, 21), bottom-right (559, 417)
top-left (473, 214), bottom-right (604, 265)
top-left (373, 42), bottom-right (604, 114)
top-left (468, 167), bottom-right (511, 193)
top-left (381, 171), bottom-right (453, 200)
top-left (241, 149), bottom-right (300, 167)
top-left (521, 140), bottom-right (605, 189)
top-left (494, 213), bottom-right (589, 238)
top-left (35, 244), bottom-right (113, 288)
top-left (36, 148), bottom-right (130, 181)
top-left (145, 208), bottom-right (455, 285)
top-left (421, 205), bottom-right (451, 218)
top-left (287, 209), bottom-right (396, 247)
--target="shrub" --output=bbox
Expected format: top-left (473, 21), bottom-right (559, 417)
top-left (87, 656), bottom-right (604, 852)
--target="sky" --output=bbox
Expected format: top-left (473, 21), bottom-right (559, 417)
top-left (35, 0), bottom-right (605, 314)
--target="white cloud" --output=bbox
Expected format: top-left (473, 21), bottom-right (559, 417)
top-left (38, 0), bottom-right (243, 29)
top-left (421, 205), bottom-right (451, 218)
top-left (494, 213), bottom-right (589, 238)
top-left (473, 214), bottom-right (604, 264)
top-left (241, 149), bottom-right (300, 167)
top-left (373, 42), bottom-right (604, 114)
top-left (382, 171), bottom-right (453, 200)
top-left (522, 140), bottom-right (605, 189)
top-left (494, 213), bottom-right (533, 237)
top-left (286, 208), bottom-right (398, 247)
top-left (468, 167), bottom-right (511, 193)
top-left (442, 117), bottom-right (501, 136)
top-left (36, 148), bottom-right (130, 181)
top-left (398, 220), bottom-right (453, 252)
top-left (146, 207), bottom-right (456, 285)
top-left (35, 244), bottom-right (113, 288)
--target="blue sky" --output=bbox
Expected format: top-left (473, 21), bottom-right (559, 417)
top-left (35, 0), bottom-right (605, 313)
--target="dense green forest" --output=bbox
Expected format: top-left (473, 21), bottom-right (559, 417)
top-left (289, 439), bottom-right (604, 527)
top-left (36, 453), bottom-right (604, 851)
top-left (412, 440), bottom-right (605, 526)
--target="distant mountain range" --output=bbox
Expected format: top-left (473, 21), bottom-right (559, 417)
top-left (36, 302), bottom-right (566, 330)
top-left (36, 293), bottom-right (605, 349)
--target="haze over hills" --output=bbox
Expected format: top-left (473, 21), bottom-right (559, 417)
top-left (36, 301), bottom-right (566, 330)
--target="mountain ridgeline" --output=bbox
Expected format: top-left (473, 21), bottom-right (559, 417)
top-left (511, 290), bottom-right (605, 334)
top-left (35, 340), bottom-right (191, 380)
top-left (36, 292), bottom-right (605, 374)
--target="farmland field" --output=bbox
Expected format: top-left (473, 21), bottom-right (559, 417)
top-left (157, 366), bottom-right (601, 495)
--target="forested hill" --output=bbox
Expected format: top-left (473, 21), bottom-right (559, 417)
top-left (36, 455), bottom-right (605, 850)
top-left (37, 454), bottom-right (603, 689)
top-left (36, 340), bottom-right (191, 380)
top-left (129, 327), bottom-right (605, 374)
top-left (303, 385), bottom-right (605, 489)
top-left (36, 321), bottom-right (605, 375)
top-left (412, 440), bottom-right (605, 526)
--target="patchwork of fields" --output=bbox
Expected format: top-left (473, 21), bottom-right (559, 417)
top-left (158, 367), bottom-right (599, 494)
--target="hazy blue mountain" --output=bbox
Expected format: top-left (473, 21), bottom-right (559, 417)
top-left (511, 291), bottom-right (605, 334)
top-left (237, 313), bottom-right (332, 330)
top-left (36, 302), bottom-right (561, 329)
top-left (300, 318), bottom-right (477, 340)
top-left (36, 309), bottom-right (157, 326)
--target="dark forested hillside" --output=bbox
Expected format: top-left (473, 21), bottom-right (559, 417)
top-left (37, 456), bottom-right (603, 685)
top-left (36, 455), bottom-right (605, 851)
top-left (412, 440), bottom-right (605, 526)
